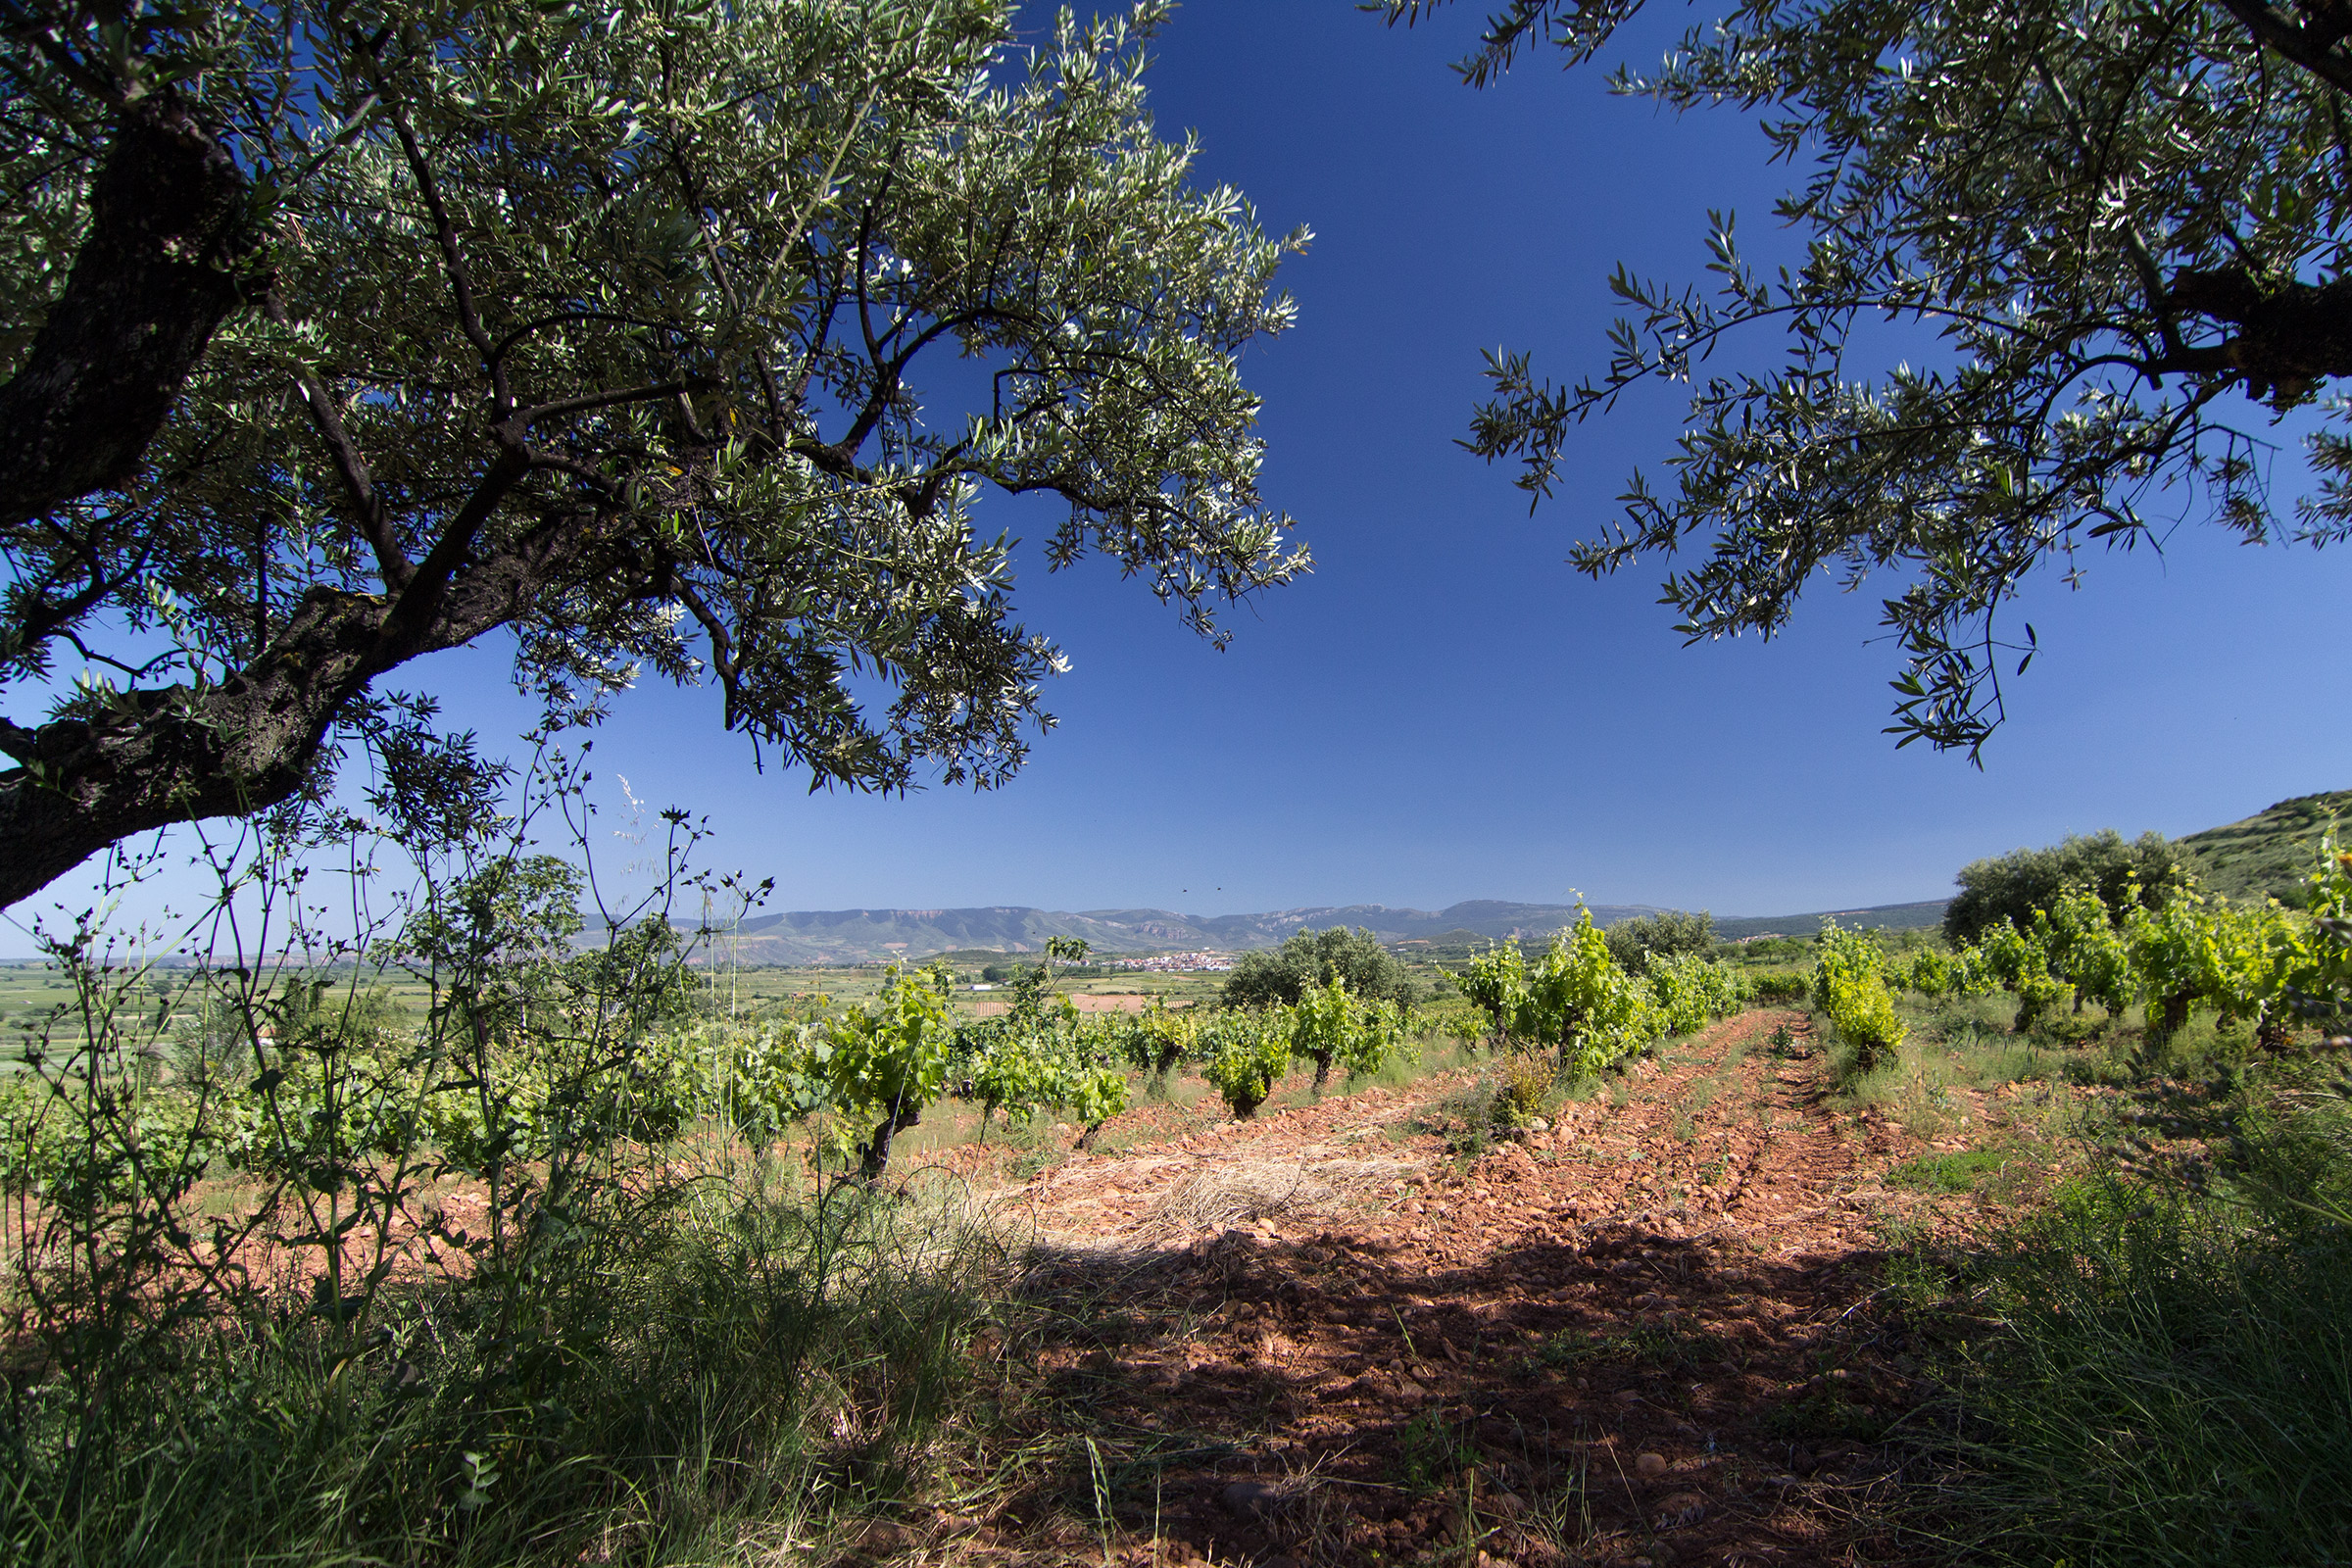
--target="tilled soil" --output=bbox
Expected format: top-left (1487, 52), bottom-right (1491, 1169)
top-left (911, 1011), bottom-right (1965, 1566)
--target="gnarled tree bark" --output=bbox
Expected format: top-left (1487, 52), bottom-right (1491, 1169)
top-left (0, 513), bottom-right (625, 908)
top-left (0, 96), bottom-right (264, 530)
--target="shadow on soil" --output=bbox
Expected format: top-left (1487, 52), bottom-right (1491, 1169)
top-left (957, 1219), bottom-right (1934, 1567)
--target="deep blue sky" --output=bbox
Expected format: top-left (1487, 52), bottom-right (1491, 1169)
top-left (11, 1), bottom-right (2351, 954)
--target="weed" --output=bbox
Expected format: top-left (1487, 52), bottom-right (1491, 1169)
top-left (1887, 1148), bottom-right (2008, 1193)
top-left (1, 1163), bottom-right (1004, 1565)
top-left (1825, 1026), bottom-right (1903, 1092)
top-left (1419, 1081), bottom-right (1500, 1166)
top-left (1520, 1322), bottom-right (1724, 1377)
top-left (1490, 1051), bottom-right (1554, 1131)
top-left (1394, 1409), bottom-right (1476, 1494)
top-left (1761, 1386), bottom-right (1888, 1442)
top-left (1002, 1114), bottom-right (1066, 1179)
top-left (2031, 1010), bottom-right (2105, 1049)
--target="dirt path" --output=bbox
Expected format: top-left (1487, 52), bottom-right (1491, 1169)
top-left (920, 1011), bottom-right (1933, 1567)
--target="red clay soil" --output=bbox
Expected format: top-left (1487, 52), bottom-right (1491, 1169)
top-left (903, 1010), bottom-right (1970, 1567)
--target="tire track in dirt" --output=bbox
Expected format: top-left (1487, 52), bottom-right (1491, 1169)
top-left (919, 1011), bottom-right (1927, 1568)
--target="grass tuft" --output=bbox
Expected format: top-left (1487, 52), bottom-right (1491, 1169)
top-left (1887, 1148), bottom-right (2008, 1194)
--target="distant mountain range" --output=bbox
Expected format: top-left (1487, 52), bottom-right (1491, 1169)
top-left (564, 783), bottom-right (2352, 965)
top-left (688, 897), bottom-right (1952, 964)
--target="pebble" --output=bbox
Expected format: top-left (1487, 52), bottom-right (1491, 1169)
top-left (1635, 1451), bottom-right (1671, 1478)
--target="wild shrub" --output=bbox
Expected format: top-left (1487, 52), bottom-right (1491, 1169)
top-left (1222, 925), bottom-right (1413, 1009)
top-left (1602, 908), bottom-right (1716, 975)
top-left (1489, 1051), bottom-right (1554, 1131)
top-left (1944, 829), bottom-right (2194, 945)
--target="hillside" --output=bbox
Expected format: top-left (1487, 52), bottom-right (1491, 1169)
top-left (1712, 899), bottom-right (1951, 941)
top-left (691, 900), bottom-right (1667, 964)
top-left (685, 895), bottom-right (1959, 964)
top-left (2181, 789), bottom-right (2352, 906)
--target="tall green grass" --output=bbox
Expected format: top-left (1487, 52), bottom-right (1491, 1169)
top-left (1914, 1070), bottom-right (2352, 1566)
top-left (0, 1158), bottom-right (1001, 1567)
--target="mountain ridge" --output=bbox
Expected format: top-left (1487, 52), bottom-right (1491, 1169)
top-left (693, 897), bottom-right (1949, 964)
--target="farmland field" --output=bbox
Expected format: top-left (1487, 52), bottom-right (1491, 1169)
top-left (5, 864), bottom-right (2348, 1567)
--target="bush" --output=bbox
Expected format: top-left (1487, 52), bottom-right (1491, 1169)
top-left (960, 1010), bottom-right (1135, 1148)
top-left (1286, 978), bottom-right (1410, 1088)
top-left (1222, 925), bottom-right (1414, 1010)
top-left (1752, 971), bottom-right (1811, 1004)
top-left (1945, 828), bottom-right (2193, 945)
top-left (1644, 950), bottom-right (1748, 1036)
top-left (2032, 885), bottom-right (2134, 1017)
top-left (1975, 916), bottom-right (2067, 1032)
top-left (1603, 908), bottom-right (1717, 976)
top-left (810, 963), bottom-right (957, 1178)
top-left (1489, 1051), bottom-right (1554, 1131)
top-left (1119, 998), bottom-right (1195, 1080)
top-left (1528, 914), bottom-right (1665, 1074)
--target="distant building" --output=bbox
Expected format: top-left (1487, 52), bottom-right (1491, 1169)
top-left (1108, 951), bottom-right (1234, 973)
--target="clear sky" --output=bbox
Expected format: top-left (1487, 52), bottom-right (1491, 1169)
top-left (11, 0), bottom-right (2352, 954)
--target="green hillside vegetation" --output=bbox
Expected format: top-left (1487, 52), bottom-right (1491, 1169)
top-left (2180, 790), bottom-right (2352, 906)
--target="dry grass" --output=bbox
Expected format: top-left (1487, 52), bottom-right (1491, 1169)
top-left (1138, 1154), bottom-right (1413, 1242)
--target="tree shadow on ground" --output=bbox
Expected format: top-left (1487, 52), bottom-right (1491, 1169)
top-left (948, 1216), bottom-right (1936, 1567)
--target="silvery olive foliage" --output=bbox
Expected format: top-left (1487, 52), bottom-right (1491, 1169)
top-left (1386, 0), bottom-right (2352, 757)
top-left (0, 0), bottom-right (1307, 903)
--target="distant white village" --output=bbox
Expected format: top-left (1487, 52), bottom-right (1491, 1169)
top-left (1107, 951), bottom-right (1234, 973)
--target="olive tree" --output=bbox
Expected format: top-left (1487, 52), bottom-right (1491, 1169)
top-left (1944, 827), bottom-right (2195, 944)
top-left (1601, 907), bottom-right (1713, 976)
top-left (1385, 0), bottom-right (2352, 757)
top-left (0, 0), bottom-right (1307, 904)
top-left (1222, 924), bottom-right (1414, 1010)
